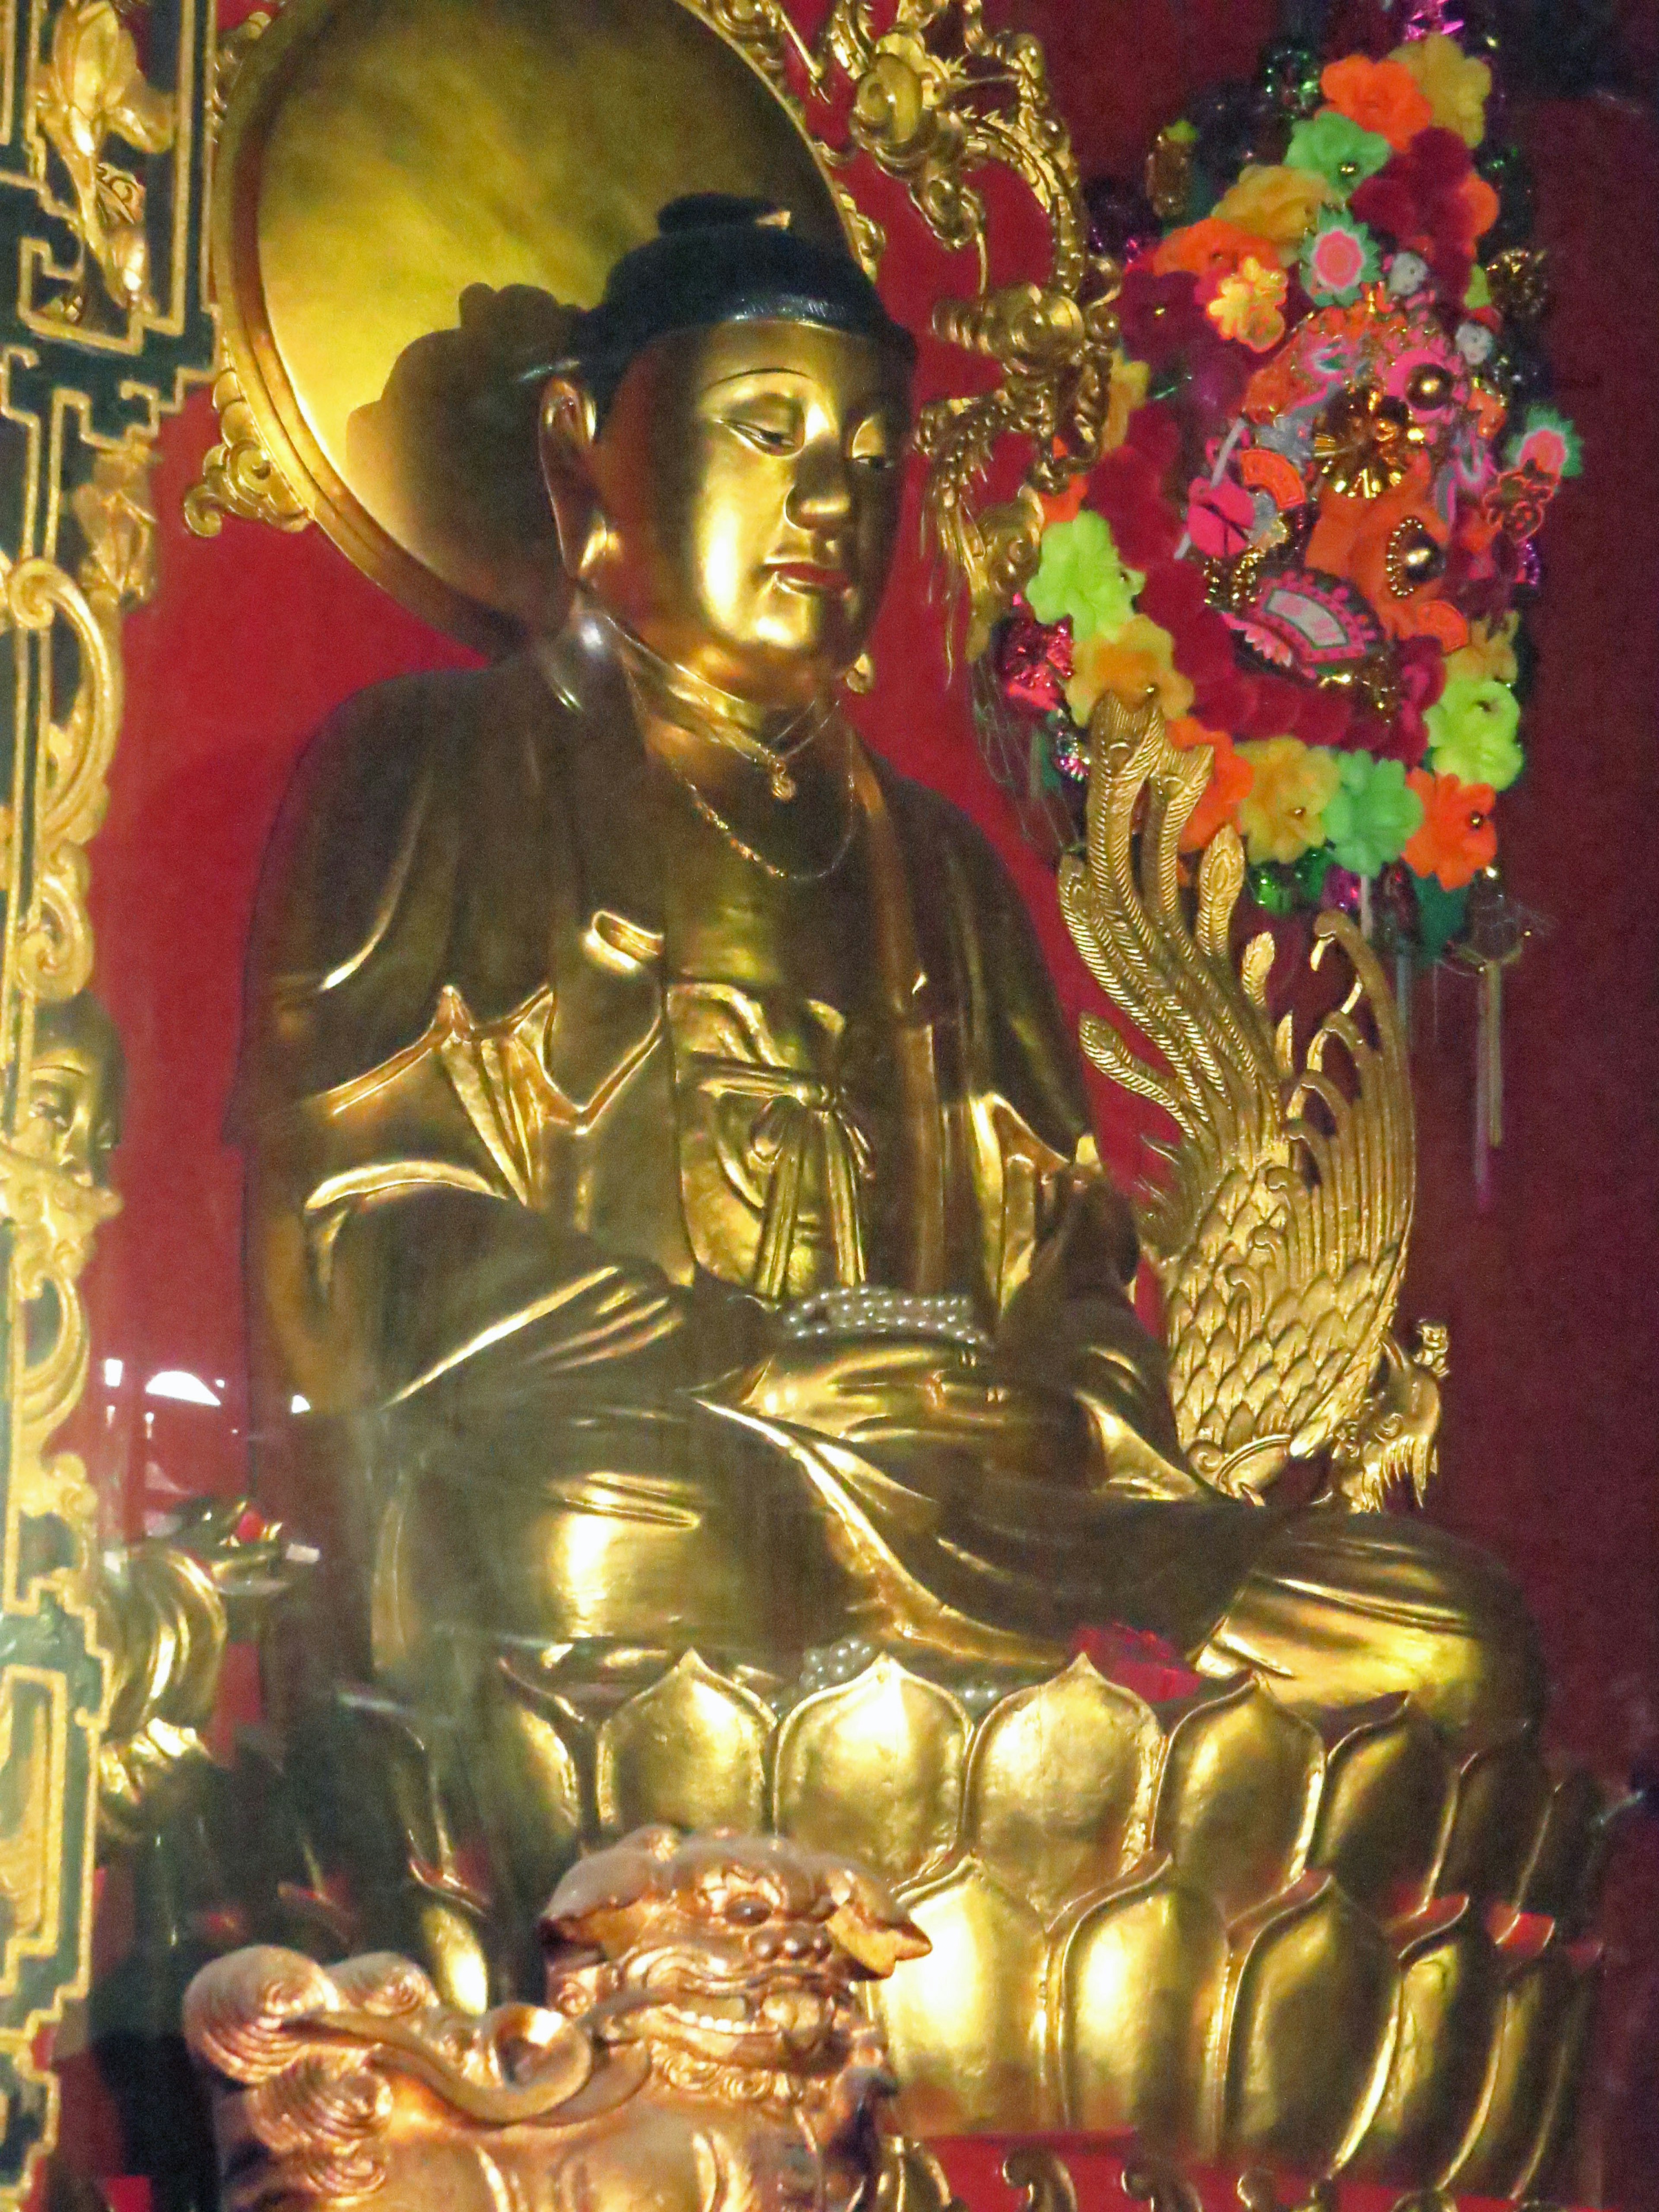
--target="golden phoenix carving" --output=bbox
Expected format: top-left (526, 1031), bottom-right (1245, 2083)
top-left (1059, 697), bottom-right (1449, 1510)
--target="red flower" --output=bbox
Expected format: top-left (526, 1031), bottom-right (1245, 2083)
top-left (1116, 264), bottom-right (1212, 367)
top-left (1138, 559), bottom-right (1238, 690)
top-left (1349, 128), bottom-right (1500, 301)
top-left (1085, 442), bottom-right (1182, 568)
top-left (1294, 682), bottom-right (1356, 750)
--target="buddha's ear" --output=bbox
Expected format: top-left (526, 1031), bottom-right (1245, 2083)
top-left (538, 374), bottom-right (601, 578)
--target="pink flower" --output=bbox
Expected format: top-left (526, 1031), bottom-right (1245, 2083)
top-left (1185, 474), bottom-right (1257, 557)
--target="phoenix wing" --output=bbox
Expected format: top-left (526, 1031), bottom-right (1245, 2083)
top-left (1058, 697), bottom-right (1427, 1501)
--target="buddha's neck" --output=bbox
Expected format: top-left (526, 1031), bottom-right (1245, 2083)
top-left (570, 598), bottom-right (831, 799)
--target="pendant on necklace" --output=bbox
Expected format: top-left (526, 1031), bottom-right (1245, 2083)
top-left (770, 763), bottom-right (796, 801)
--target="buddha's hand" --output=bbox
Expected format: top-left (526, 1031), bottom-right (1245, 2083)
top-left (994, 1163), bottom-right (1140, 1364)
top-left (993, 1166), bottom-right (1197, 1495)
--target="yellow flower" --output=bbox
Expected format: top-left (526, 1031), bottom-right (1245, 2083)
top-left (1212, 165), bottom-right (1334, 264)
top-left (1388, 34), bottom-right (1491, 149)
top-left (1445, 613), bottom-right (1519, 687)
top-left (1207, 256), bottom-right (1288, 352)
top-left (1236, 737), bottom-right (1341, 863)
top-left (1068, 616), bottom-right (1194, 725)
top-left (1104, 349), bottom-right (1150, 451)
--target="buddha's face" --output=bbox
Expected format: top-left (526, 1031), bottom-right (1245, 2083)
top-left (543, 318), bottom-right (910, 707)
top-left (20, 1039), bottom-right (118, 1186)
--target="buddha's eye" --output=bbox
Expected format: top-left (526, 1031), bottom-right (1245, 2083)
top-left (720, 400), bottom-right (803, 456)
top-left (849, 415), bottom-right (894, 471)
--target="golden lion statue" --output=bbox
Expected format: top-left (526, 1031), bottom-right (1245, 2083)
top-left (184, 1827), bottom-right (934, 2212)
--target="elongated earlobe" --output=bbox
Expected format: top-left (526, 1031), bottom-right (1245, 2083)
top-left (539, 374), bottom-right (601, 580)
top-left (576, 512), bottom-right (616, 582)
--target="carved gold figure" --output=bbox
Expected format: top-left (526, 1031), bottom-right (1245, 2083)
top-left (230, 199), bottom-right (1544, 2010)
top-left (184, 1827), bottom-right (933, 2212)
top-left (6, 0), bottom-right (1591, 2195)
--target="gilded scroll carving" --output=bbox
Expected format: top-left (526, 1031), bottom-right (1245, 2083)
top-left (184, 360), bottom-right (310, 538)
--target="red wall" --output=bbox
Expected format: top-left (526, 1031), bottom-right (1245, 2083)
top-left (67, 6), bottom-right (1658, 2196)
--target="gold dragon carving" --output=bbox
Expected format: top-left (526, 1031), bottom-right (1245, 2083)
top-left (184, 1827), bottom-right (938, 2212)
top-left (1058, 697), bottom-right (1446, 1507)
top-left (26, 0), bottom-right (176, 325)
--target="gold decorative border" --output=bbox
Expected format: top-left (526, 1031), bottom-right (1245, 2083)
top-left (0, 0), bottom-right (216, 2184)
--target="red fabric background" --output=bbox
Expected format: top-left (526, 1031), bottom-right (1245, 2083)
top-left (60, 5), bottom-right (1658, 2196)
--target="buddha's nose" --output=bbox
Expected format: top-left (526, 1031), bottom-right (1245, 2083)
top-left (787, 437), bottom-right (854, 527)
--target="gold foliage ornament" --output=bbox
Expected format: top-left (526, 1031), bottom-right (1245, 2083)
top-left (813, 4), bottom-right (1122, 655)
top-left (1058, 696), bottom-right (1443, 1504)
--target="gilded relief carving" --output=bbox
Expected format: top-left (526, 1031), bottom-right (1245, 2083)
top-left (26, 0), bottom-right (174, 324)
top-left (185, 1829), bottom-right (930, 2212)
top-left (1059, 696), bottom-right (1446, 1507)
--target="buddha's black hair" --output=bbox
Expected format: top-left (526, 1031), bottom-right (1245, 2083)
top-left (556, 194), bottom-right (915, 421)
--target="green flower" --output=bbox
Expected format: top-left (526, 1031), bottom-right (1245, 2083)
top-left (1284, 110), bottom-right (1392, 200)
top-left (1425, 676), bottom-right (1524, 791)
top-left (1026, 511), bottom-right (1144, 643)
top-left (1322, 753), bottom-right (1425, 876)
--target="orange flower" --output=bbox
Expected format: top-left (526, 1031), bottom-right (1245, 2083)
top-left (1068, 616), bottom-right (1195, 724)
top-left (1041, 475), bottom-right (1089, 525)
top-left (1404, 770), bottom-right (1497, 889)
top-left (1168, 718), bottom-right (1254, 850)
top-left (1152, 217), bottom-right (1281, 297)
top-left (1320, 56), bottom-right (1434, 150)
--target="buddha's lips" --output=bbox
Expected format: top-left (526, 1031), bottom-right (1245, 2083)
top-left (768, 559), bottom-right (851, 594)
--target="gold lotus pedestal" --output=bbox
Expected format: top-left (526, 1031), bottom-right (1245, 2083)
top-left (450, 1640), bottom-right (1606, 2191)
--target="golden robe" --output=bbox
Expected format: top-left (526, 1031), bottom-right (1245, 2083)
top-left (236, 632), bottom-right (1542, 1805)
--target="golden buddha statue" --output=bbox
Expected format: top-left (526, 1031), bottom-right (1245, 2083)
top-left (229, 200), bottom-right (1543, 2005)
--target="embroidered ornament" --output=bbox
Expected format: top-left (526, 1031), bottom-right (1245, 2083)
top-left (1221, 567), bottom-right (1383, 676)
top-left (1506, 405), bottom-right (1583, 480)
top-left (1186, 474), bottom-right (1259, 558)
top-left (1482, 461), bottom-right (1557, 542)
top-left (1302, 211), bottom-right (1381, 305)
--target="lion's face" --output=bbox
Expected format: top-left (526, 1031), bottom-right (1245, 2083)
top-left (539, 1828), bottom-right (928, 2080)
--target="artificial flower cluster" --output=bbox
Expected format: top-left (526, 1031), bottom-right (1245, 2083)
top-left (988, 28), bottom-right (1576, 933)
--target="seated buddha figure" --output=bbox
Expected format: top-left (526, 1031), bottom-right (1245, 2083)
top-left (235, 198), bottom-right (1542, 1977)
